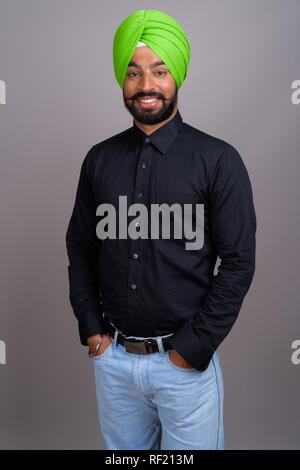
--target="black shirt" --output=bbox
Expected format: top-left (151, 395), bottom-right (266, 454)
top-left (65, 109), bottom-right (256, 371)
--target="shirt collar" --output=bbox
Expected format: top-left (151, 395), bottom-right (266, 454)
top-left (127, 109), bottom-right (184, 155)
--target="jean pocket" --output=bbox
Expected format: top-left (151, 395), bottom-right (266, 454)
top-left (93, 341), bottom-right (113, 361)
top-left (165, 350), bottom-right (197, 372)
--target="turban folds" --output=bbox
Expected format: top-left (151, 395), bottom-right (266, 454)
top-left (113, 9), bottom-right (190, 89)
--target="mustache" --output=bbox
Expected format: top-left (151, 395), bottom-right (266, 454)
top-left (123, 91), bottom-right (164, 100)
top-left (124, 95), bottom-right (170, 101)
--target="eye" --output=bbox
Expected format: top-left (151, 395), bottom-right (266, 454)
top-left (127, 72), bottom-right (138, 77)
top-left (155, 71), bottom-right (166, 76)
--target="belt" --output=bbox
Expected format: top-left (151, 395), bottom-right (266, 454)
top-left (105, 320), bottom-right (173, 355)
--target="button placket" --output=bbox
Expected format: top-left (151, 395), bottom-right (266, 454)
top-left (127, 142), bottom-right (151, 322)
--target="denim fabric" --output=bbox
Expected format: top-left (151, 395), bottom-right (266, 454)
top-left (93, 329), bottom-right (224, 450)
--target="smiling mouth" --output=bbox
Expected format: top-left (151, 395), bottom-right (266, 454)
top-left (136, 97), bottom-right (161, 108)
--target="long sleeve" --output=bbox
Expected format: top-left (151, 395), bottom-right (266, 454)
top-left (65, 146), bottom-right (105, 346)
top-left (168, 143), bottom-right (257, 371)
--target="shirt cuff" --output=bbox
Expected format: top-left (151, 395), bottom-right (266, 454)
top-left (167, 316), bottom-right (215, 372)
top-left (78, 311), bottom-right (105, 346)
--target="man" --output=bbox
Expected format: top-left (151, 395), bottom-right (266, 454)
top-left (65, 9), bottom-right (256, 450)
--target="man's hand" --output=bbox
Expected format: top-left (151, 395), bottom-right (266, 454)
top-left (169, 349), bottom-right (194, 368)
top-left (87, 334), bottom-right (112, 357)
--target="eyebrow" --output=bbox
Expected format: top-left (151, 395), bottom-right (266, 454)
top-left (127, 60), bottom-right (166, 68)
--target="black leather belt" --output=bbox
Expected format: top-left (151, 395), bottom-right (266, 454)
top-left (105, 320), bottom-right (173, 355)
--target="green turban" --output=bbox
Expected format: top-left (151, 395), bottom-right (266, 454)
top-left (113, 9), bottom-right (190, 90)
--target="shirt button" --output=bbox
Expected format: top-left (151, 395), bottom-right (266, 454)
top-left (145, 137), bottom-right (150, 143)
top-left (141, 163), bottom-right (147, 168)
top-left (131, 283), bottom-right (137, 289)
top-left (133, 253), bottom-right (139, 259)
top-left (135, 222), bottom-right (140, 227)
top-left (137, 192), bottom-right (143, 198)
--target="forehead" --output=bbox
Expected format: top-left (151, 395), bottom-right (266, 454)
top-left (128, 45), bottom-right (167, 68)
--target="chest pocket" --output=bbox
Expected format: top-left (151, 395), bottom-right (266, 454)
top-left (157, 189), bottom-right (199, 205)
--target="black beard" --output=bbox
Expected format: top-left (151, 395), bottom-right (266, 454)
top-left (122, 85), bottom-right (178, 125)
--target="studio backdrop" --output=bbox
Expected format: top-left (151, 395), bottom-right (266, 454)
top-left (0, 0), bottom-right (299, 449)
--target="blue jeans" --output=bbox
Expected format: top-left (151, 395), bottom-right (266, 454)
top-left (93, 323), bottom-right (224, 450)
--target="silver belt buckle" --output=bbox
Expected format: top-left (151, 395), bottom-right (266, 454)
top-left (124, 339), bottom-right (154, 354)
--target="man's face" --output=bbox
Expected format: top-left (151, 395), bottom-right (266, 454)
top-left (123, 46), bottom-right (178, 125)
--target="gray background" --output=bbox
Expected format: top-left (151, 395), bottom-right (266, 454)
top-left (0, 0), bottom-right (299, 449)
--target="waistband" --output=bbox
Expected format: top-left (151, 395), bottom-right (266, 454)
top-left (107, 318), bottom-right (174, 341)
top-left (103, 315), bottom-right (174, 354)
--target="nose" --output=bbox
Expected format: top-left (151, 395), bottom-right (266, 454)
top-left (140, 71), bottom-right (156, 93)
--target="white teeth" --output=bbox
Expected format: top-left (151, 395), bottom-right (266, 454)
top-left (139, 98), bottom-right (158, 103)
